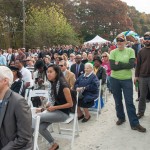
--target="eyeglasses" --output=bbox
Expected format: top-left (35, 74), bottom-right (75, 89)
top-left (116, 39), bottom-right (125, 42)
top-left (59, 65), bottom-right (64, 67)
top-left (102, 56), bottom-right (107, 58)
top-left (144, 37), bottom-right (150, 41)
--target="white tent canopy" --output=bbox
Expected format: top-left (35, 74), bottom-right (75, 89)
top-left (84, 35), bottom-right (109, 44)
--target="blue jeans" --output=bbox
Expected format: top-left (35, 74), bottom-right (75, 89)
top-left (110, 77), bottom-right (139, 127)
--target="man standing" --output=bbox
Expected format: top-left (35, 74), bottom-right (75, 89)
top-left (0, 66), bottom-right (32, 149)
top-left (135, 32), bottom-right (150, 118)
top-left (0, 49), bottom-right (6, 66)
top-left (3, 48), bottom-right (15, 66)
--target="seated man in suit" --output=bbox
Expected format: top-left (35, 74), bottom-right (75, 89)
top-left (59, 60), bottom-right (76, 89)
top-left (0, 66), bottom-right (33, 150)
top-left (70, 54), bottom-right (85, 79)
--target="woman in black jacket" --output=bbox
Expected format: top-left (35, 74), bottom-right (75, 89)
top-left (9, 66), bottom-right (25, 96)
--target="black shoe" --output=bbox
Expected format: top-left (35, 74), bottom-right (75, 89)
top-left (116, 119), bottom-right (126, 125)
top-left (131, 124), bottom-right (146, 132)
top-left (78, 114), bottom-right (84, 120)
top-left (82, 116), bottom-right (91, 123)
top-left (137, 113), bottom-right (144, 119)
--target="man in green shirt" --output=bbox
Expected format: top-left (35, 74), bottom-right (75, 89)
top-left (109, 33), bottom-right (146, 132)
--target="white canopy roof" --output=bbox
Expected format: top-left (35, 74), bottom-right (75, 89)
top-left (84, 35), bottom-right (108, 44)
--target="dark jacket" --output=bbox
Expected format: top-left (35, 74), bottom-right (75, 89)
top-left (95, 67), bottom-right (106, 85)
top-left (10, 79), bottom-right (25, 97)
top-left (74, 73), bottom-right (100, 103)
top-left (70, 63), bottom-right (85, 79)
top-left (0, 89), bottom-right (33, 150)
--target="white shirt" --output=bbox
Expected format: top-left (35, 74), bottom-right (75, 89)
top-left (20, 67), bottom-right (33, 87)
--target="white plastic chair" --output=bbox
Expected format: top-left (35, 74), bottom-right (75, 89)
top-left (33, 115), bottom-right (41, 150)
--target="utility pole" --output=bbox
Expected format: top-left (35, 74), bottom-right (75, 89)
top-left (22, 0), bottom-right (25, 48)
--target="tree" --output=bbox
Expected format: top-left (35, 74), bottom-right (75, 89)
top-left (26, 4), bottom-right (79, 47)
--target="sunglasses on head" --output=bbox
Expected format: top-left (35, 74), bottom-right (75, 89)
top-left (144, 37), bottom-right (150, 41)
top-left (116, 38), bottom-right (125, 42)
top-left (102, 56), bottom-right (107, 58)
top-left (59, 65), bottom-right (64, 67)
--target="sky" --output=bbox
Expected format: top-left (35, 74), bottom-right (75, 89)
top-left (121, 0), bottom-right (150, 14)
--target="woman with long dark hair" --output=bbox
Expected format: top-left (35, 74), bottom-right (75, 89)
top-left (36, 64), bottom-right (73, 150)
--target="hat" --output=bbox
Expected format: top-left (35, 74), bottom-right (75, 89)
top-left (93, 56), bottom-right (102, 64)
top-left (144, 32), bottom-right (150, 37)
top-left (9, 66), bottom-right (19, 71)
top-left (116, 33), bottom-right (126, 41)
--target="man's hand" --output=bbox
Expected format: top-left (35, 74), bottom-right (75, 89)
top-left (115, 62), bottom-right (119, 65)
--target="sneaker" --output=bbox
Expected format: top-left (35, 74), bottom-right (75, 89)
top-left (131, 124), bottom-right (146, 132)
top-left (116, 119), bottom-right (126, 125)
top-left (137, 113), bottom-right (144, 119)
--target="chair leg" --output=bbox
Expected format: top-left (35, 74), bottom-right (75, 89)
top-left (76, 119), bottom-right (79, 136)
top-left (58, 123), bottom-right (61, 134)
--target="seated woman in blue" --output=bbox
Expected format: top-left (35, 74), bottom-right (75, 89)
top-left (36, 64), bottom-right (73, 150)
top-left (74, 63), bottom-right (100, 122)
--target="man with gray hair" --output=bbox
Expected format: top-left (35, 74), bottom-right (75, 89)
top-left (0, 66), bottom-right (33, 149)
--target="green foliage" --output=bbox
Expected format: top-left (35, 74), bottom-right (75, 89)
top-left (0, 0), bottom-right (150, 48)
top-left (26, 4), bottom-right (79, 47)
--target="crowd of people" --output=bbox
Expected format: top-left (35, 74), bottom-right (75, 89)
top-left (0, 31), bottom-right (150, 149)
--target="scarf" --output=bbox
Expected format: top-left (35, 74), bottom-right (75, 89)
top-left (48, 80), bottom-right (60, 106)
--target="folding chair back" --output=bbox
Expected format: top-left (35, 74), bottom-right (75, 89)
top-left (89, 80), bottom-right (102, 120)
top-left (28, 90), bottom-right (49, 108)
top-left (33, 116), bottom-right (41, 150)
top-left (56, 92), bottom-right (79, 149)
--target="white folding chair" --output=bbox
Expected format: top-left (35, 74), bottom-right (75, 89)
top-left (89, 80), bottom-right (102, 120)
top-left (56, 92), bottom-right (79, 149)
top-left (103, 79), bottom-right (108, 103)
top-left (28, 90), bottom-right (49, 108)
top-left (33, 115), bottom-right (41, 150)
top-left (28, 89), bottom-right (52, 143)
top-left (96, 80), bottom-right (102, 120)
